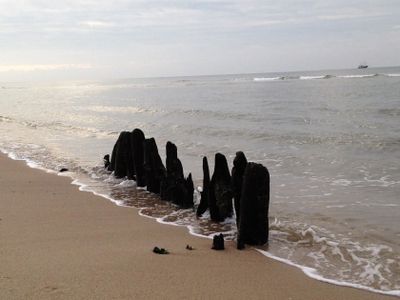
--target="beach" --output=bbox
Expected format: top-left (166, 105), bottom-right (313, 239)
top-left (1, 71), bottom-right (399, 292)
top-left (0, 153), bottom-right (396, 299)
top-left (1, 0), bottom-right (400, 295)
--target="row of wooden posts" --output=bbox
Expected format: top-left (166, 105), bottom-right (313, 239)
top-left (105, 128), bottom-right (270, 249)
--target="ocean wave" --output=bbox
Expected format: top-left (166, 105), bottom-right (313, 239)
top-left (80, 105), bottom-right (161, 115)
top-left (251, 72), bottom-right (399, 82)
top-left (48, 82), bottom-right (159, 91)
top-left (0, 114), bottom-right (117, 139)
top-left (252, 73), bottom-right (383, 82)
top-left (299, 75), bottom-right (333, 80)
top-left (257, 249), bottom-right (400, 297)
top-left (266, 219), bottom-right (400, 294)
top-left (0, 86), bottom-right (26, 90)
top-left (254, 77), bottom-right (284, 82)
top-left (383, 73), bottom-right (400, 77)
top-left (337, 74), bottom-right (378, 79)
top-left (0, 115), bottom-right (13, 122)
top-left (378, 108), bottom-right (400, 117)
top-left (174, 108), bottom-right (260, 122)
top-left (24, 120), bottom-right (116, 139)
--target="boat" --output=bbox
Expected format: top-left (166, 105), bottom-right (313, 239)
top-left (358, 64), bottom-right (368, 69)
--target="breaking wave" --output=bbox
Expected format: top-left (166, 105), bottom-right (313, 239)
top-left (0, 114), bottom-right (118, 139)
top-left (299, 75), bottom-right (333, 80)
top-left (79, 105), bottom-right (162, 115)
top-left (252, 73), bottom-right (400, 82)
top-left (337, 74), bottom-right (379, 79)
top-left (384, 73), bottom-right (400, 77)
top-left (254, 77), bottom-right (284, 82)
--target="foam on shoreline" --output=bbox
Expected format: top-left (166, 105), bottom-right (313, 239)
top-left (257, 249), bottom-right (400, 297)
top-left (1, 147), bottom-right (399, 297)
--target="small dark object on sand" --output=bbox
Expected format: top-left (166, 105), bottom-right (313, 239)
top-left (211, 234), bottom-right (225, 250)
top-left (59, 168), bottom-right (69, 172)
top-left (186, 245), bottom-right (194, 250)
top-left (153, 246), bottom-right (169, 254)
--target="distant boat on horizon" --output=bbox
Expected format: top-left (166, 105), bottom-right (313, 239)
top-left (358, 64), bottom-right (368, 69)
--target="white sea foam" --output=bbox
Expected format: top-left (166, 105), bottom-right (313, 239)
top-left (268, 218), bottom-right (400, 294)
top-left (71, 179), bottom-right (127, 207)
top-left (326, 205), bottom-right (346, 208)
top-left (82, 105), bottom-right (161, 115)
top-left (338, 74), bottom-right (378, 79)
top-left (0, 148), bottom-right (57, 175)
top-left (0, 115), bottom-right (13, 122)
top-left (331, 179), bottom-right (352, 186)
top-left (2, 115), bottom-right (117, 139)
top-left (253, 73), bottom-right (384, 81)
top-left (299, 75), bottom-right (327, 80)
top-left (253, 77), bottom-right (283, 82)
top-left (363, 175), bottom-right (399, 187)
top-left (256, 249), bottom-right (400, 297)
top-left (115, 179), bottom-right (137, 188)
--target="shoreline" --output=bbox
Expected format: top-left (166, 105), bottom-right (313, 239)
top-left (0, 152), bottom-right (396, 299)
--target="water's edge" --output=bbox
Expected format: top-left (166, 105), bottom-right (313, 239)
top-left (1, 149), bottom-right (399, 298)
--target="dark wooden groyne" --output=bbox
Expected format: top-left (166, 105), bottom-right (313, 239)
top-left (105, 129), bottom-right (270, 249)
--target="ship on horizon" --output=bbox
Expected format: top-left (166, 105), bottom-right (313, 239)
top-left (358, 63), bottom-right (368, 69)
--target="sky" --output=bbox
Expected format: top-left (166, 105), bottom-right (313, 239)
top-left (0, 0), bottom-right (399, 81)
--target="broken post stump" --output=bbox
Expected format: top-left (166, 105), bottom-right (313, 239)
top-left (212, 233), bottom-right (225, 250)
top-left (231, 151), bottom-right (247, 226)
top-left (196, 156), bottom-right (210, 217)
top-left (130, 128), bottom-right (146, 187)
top-left (161, 141), bottom-right (193, 208)
top-left (143, 138), bottom-right (166, 194)
top-left (237, 162), bottom-right (270, 249)
top-left (209, 153), bottom-right (233, 222)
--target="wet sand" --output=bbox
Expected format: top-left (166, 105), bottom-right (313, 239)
top-left (0, 153), bottom-right (395, 299)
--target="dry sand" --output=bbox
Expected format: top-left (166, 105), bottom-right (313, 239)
top-left (0, 153), bottom-right (396, 299)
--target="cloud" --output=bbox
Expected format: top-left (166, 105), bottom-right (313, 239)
top-left (1, 0), bottom-right (398, 34)
top-left (79, 21), bottom-right (115, 28)
top-left (0, 64), bottom-right (92, 72)
top-left (317, 12), bottom-right (389, 21)
top-left (243, 18), bottom-right (297, 28)
top-left (0, 0), bottom-right (399, 79)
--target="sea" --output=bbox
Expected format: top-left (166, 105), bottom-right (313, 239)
top-left (1, 66), bottom-right (399, 296)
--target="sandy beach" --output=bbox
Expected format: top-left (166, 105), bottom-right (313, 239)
top-left (0, 153), bottom-right (396, 300)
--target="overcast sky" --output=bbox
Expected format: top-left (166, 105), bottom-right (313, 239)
top-left (1, 0), bottom-right (399, 81)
